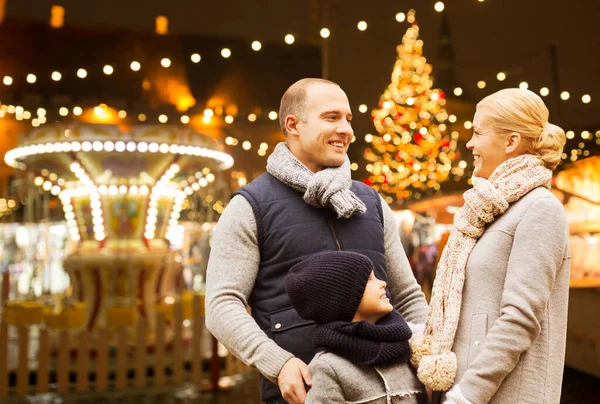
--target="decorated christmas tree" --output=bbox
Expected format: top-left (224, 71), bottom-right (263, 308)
top-left (364, 10), bottom-right (458, 204)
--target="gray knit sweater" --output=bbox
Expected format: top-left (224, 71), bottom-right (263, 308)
top-left (205, 194), bottom-right (428, 384)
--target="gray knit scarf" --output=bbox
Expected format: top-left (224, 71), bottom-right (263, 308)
top-left (266, 142), bottom-right (367, 219)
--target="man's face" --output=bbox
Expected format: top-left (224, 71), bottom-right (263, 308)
top-left (293, 83), bottom-right (354, 173)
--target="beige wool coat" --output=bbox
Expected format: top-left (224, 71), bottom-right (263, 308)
top-left (451, 187), bottom-right (571, 404)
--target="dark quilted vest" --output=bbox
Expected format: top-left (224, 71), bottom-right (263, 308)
top-left (234, 173), bottom-right (387, 401)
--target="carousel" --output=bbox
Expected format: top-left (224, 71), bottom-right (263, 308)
top-left (3, 120), bottom-right (233, 330)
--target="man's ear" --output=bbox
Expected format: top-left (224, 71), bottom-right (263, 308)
top-left (285, 115), bottom-right (301, 137)
top-left (505, 132), bottom-right (522, 154)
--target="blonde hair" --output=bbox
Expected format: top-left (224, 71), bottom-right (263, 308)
top-left (477, 88), bottom-right (566, 170)
top-left (279, 78), bottom-right (339, 136)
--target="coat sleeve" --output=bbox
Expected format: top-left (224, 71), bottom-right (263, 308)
top-left (205, 195), bottom-right (294, 384)
top-left (380, 196), bottom-right (429, 325)
top-left (306, 358), bottom-right (345, 403)
top-left (457, 196), bottom-right (569, 404)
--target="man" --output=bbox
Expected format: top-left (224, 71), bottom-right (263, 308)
top-left (205, 78), bottom-right (428, 404)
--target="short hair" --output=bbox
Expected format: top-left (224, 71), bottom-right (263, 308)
top-left (278, 78), bottom-right (340, 136)
top-left (477, 88), bottom-right (566, 171)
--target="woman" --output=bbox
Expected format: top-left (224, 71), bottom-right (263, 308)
top-left (410, 88), bottom-right (570, 404)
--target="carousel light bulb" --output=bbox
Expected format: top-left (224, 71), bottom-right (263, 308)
top-left (519, 81), bottom-right (529, 90)
top-left (130, 61), bottom-right (141, 71)
top-left (103, 65), bottom-right (114, 75)
top-left (496, 72), bottom-right (506, 81)
top-left (103, 141), bottom-right (115, 152)
top-left (582, 94), bottom-right (591, 104)
top-left (561, 91), bottom-right (570, 100)
top-left (434, 2), bottom-right (445, 12)
top-left (77, 68), bottom-right (87, 78)
top-left (454, 87), bottom-right (463, 96)
top-left (248, 113), bottom-right (257, 122)
top-left (137, 142), bottom-right (148, 152)
top-left (359, 104), bottom-right (368, 113)
top-left (82, 142), bottom-right (92, 152)
top-left (73, 106), bottom-right (83, 116)
top-left (268, 111), bottom-right (278, 120)
top-left (206, 173), bottom-right (215, 182)
top-left (92, 141), bottom-right (103, 151)
top-left (320, 28), bottom-right (330, 38)
top-left (477, 80), bottom-right (486, 89)
top-left (3, 76), bottom-right (13, 85)
top-left (98, 185), bottom-right (108, 194)
top-left (51, 71), bottom-right (62, 81)
top-left (221, 48), bottom-right (231, 58)
top-left (140, 186), bottom-right (149, 195)
top-left (357, 21), bottom-right (367, 31)
top-left (115, 141), bottom-right (126, 152)
top-left (285, 34), bottom-right (295, 44)
top-left (395, 13), bottom-right (406, 22)
top-left (26, 74), bottom-right (36, 84)
top-left (540, 87), bottom-right (550, 96)
top-left (225, 115), bottom-right (234, 124)
top-left (181, 115), bottom-right (190, 124)
top-left (119, 185), bottom-right (128, 194)
top-left (161, 58), bottom-right (171, 68)
top-left (251, 41), bottom-right (262, 51)
top-left (158, 114), bottom-right (168, 123)
top-left (118, 110), bottom-right (127, 119)
top-left (190, 53), bottom-right (201, 63)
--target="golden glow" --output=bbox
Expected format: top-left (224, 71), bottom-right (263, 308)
top-left (221, 48), bottom-right (231, 58)
top-left (582, 94), bottom-right (591, 104)
top-left (59, 107), bottom-right (69, 116)
top-left (359, 104), bottom-right (368, 113)
top-left (560, 91), bottom-right (570, 100)
top-left (138, 113), bottom-right (147, 122)
top-left (540, 87), bottom-right (549, 96)
top-left (357, 21), bottom-right (368, 31)
top-left (320, 28), bottom-right (330, 38)
top-left (26, 74), bottom-right (36, 84)
top-left (50, 5), bottom-right (65, 29)
top-left (191, 53), bottom-right (201, 63)
top-left (242, 141), bottom-right (251, 150)
top-left (477, 80), bottom-right (486, 89)
top-left (130, 61), bottom-right (141, 71)
top-left (251, 41), bottom-right (262, 51)
top-left (396, 13), bottom-right (406, 22)
top-left (268, 111), bottom-right (278, 120)
top-left (453, 87), bottom-right (463, 96)
top-left (285, 34), bottom-right (295, 44)
top-left (519, 81), bottom-right (528, 90)
top-left (181, 115), bottom-right (190, 124)
top-left (3, 76), bottom-right (12, 85)
top-left (158, 114), bottom-right (168, 123)
top-left (51, 71), bottom-right (62, 81)
top-left (434, 2), bottom-right (445, 12)
top-left (77, 68), bottom-right (87, 78)
top-left (73, 106), bottom-right (83, 116)
top-left (248, 113), bottom-right (257, 122)
top-left (225, 115), bottom-right (234, 124)
top-left (103, 65), bottom-right (114, 75)
top-left (155, 15), bottom-right (168, 35)
top-left (464, 121), bottom-right (473, 129)
top-left (496, 72), bottom-right (506, 81)
top-left (118, 110), bottom-right (127, 119)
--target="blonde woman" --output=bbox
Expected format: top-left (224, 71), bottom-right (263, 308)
top-left (410, 88), bottom-right (570, 404)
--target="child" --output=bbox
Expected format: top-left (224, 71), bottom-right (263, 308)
top-left (286, 250), bottom-right (426, 403)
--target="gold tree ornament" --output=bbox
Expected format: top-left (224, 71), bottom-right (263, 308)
top-left (364, 13), bottom-right (458, 202)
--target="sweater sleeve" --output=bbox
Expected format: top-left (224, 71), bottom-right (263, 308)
top-left (205, 195), bottom-right (294, 384)
top-left (306, 358), bottom-right (345, 403)
top-left (380, 196), bottom-right (429, 325)
top-left (458, 196), bottom-right (569, 404)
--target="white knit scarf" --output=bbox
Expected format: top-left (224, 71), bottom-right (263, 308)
top-left (410, 154), bottom-right (553, 391)
top-left (266, 142), bottom-right (366, 218)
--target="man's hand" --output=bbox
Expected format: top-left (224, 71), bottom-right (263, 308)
top-left (278, 357), bottom-right (312, 404)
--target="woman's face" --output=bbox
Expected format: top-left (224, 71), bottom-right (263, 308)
top-left (467, 109), bottom-right (512, 179)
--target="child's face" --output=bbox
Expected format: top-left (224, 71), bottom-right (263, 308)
top-left (353, 271), bottom-right (394, 323)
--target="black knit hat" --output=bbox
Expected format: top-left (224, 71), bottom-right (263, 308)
top-left (286, 251), bottom-right (374, 324)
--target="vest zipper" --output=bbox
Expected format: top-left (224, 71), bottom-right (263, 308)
top-left (328, 218), bottom-right (342, 251)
